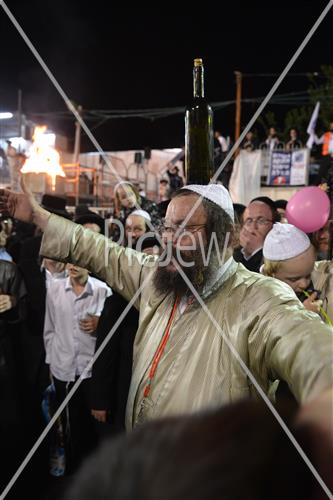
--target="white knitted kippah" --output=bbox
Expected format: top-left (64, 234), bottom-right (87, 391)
top-left (129, 209), bottom-right (151, 222)
top-left (182, 184), bottom-right (234, 221)
top-left (263, 223), bottom-right (311, 260)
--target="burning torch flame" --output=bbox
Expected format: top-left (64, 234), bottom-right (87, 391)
top-left (20, 126), bottom-right (66, 190)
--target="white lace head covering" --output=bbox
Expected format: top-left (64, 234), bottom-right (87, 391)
top-left (263, 223), bottom-right (311, 260)
top-left (129, 209), bottom-right (151, 222)
top-left (182, 184), bottom-right (234, 221)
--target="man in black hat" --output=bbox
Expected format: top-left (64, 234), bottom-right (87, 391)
top-left (41, 194), bottom-right (71, 220)
top-left (75, 210), bottom-right (105, 235)
top-left (274, 199), bottom-right (288, 223)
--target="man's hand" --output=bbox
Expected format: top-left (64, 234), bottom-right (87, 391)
top-left (79, 314), bottom-right (99, 335)
top-left (0, 294), bottom-right (15, 313)
top-left (91, 409), bottom-right (108, 423)
top-left (239, 226), bottom-right (263, 256)
top-left (0, 175), bottom-right (51, 230)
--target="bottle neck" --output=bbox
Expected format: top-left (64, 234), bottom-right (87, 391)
top-left (193, 64), bottom-right (204, 98)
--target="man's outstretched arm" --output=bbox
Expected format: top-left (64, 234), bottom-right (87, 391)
top-left (0, 176), bottom-right (51, 229)
top-left (0, 177), bottom-right (156, 303)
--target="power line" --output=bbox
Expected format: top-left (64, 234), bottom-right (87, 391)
top-left (23, 88), bottom-right (333, 124)
top-left (241, 72), bottom-right (323, 77)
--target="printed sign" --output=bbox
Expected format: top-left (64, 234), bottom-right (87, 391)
top-left (268, 149), bottom-right (309, 186)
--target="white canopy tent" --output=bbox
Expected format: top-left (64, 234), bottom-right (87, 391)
top-left (79, 148), bottom-right (184, 201)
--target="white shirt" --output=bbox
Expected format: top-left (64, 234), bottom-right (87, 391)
top-left (43, 267), bottom-right (66, 288)
top-left (44, 276), bottom-right (112, 382)
top-left (265, 137), bottom-right (279, 151)
top-left (217, 135), bottom-right (229, 152)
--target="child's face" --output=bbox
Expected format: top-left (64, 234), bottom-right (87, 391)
top-left (66, 264), bottom-right (89, 281)
top-left (118, 186), bottom-right (137, 209)
top-left (273, 246), bottom-right (315, 294)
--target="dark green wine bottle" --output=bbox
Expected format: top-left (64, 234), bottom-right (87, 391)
top-left (185, 58), bottom-right (214, 184)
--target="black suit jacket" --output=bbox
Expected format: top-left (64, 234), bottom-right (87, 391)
top-left (18, 235), bottom-right (45, 336)
top-left (233, 247), bottom-right (263, 273)
top-left (90, 292), bottom-right (139, 433)
top-left (18, 235), bottom-right (50, 391)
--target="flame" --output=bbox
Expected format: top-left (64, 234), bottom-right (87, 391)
top-left (20, 126), bottom-right (66, 190)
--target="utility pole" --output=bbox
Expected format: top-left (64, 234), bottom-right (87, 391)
top-left (73, 105), bottom-right (82, 206)
top-left (234, 71), bottom-right (242, 149)
top-left (73, 104), bottom-right (82, 164)
top-left (17, 89), bottom-right (22, 143)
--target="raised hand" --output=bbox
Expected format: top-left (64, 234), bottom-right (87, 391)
top-left (0, 175), bottom-right (51, 230)
top-left (239, 226), bottom-right (263, 257)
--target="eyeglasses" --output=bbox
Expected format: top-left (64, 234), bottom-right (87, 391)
top-left (158, 221), bottom-right (206, 236)
top-left (243, 217), bottom-right (273, 227)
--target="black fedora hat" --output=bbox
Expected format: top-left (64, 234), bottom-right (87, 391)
top-left (75, 204), bottom-right (90, 217)
top-left (41, 194), bottom-right (71, 219)
top-left (75, 211), bottom-right (105, 235)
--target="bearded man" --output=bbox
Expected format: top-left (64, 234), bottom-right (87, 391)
top-left (0, 181), bottom-right (332, 438)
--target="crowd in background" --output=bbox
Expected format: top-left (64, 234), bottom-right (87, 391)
top-left (0, 180), bottom-right (169, 498)
top-left (216, 122), bottom-right (333, 153)
top-left (0, 175), bottom-right (332, 499)
top-left (0, 124), bottom-right (333, 499)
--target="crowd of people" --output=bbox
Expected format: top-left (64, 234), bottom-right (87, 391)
top-left (0, 171), bottom-right (331, 499)
top-left (215, 123), bottom-right (333, 153)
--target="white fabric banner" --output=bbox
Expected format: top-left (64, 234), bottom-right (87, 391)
top-left (306, 101), bottom-right (320, 149)
top-left (229, 149), bottom-right (262, 205)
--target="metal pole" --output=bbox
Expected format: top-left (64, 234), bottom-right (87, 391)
top-left (73, 105), bottom-right (82, 206)
top-left (143, 158), bottom-right (148, 196)
top-left (95, 169), bottom-right (98, 207)
top-left (17, 89), bottom-right (22, 145)
top-left (73, 105), bottom-right (82, 164)
top-left (234, 71), bottom-right (242, 149)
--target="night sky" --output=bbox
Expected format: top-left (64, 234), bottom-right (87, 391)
top-left (0, 1), bottom-right (332, 152)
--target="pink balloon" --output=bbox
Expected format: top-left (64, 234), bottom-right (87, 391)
top-left (285, 187), bottom-right (330, 233)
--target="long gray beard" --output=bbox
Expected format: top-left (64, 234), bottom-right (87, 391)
top-left (153, 248), bottom-right (219, 297)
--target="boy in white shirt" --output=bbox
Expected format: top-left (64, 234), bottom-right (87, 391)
top-left (44, 263), bottom-right (111, 472)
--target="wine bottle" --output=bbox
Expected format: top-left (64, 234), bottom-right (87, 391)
top-left (185, 58), bottom-right (214, 184)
